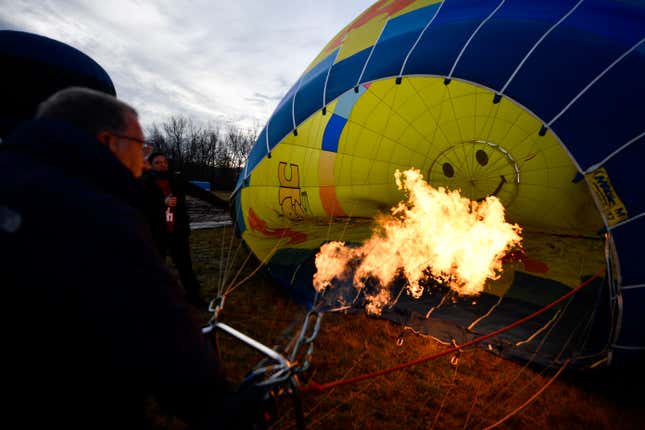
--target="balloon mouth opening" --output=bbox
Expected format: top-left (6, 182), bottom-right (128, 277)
top-left (242, 75), bottom-right (609, 308)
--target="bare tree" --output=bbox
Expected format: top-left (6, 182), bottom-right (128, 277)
top-left (162, 116), bottom-right (188, 167)
top-left (226, 125), bottom-right (256, 168)
top-left (145, 115), bottom-right (258, 189)
top-left (145, 124), bottom-right (167, 153)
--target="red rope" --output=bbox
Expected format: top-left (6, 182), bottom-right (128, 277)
top-left (302, 268), bottom-right (604, 393)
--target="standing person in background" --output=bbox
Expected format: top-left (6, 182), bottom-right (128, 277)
top-left (141, 152), bottom-right (228, 308)
top-left (0, 87), bottom-right (260, 429)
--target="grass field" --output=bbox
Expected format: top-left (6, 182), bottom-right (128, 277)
top-left (155, 226), bottom-right (644, 430)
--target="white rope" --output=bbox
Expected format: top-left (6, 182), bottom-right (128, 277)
top-left (608, 211), bottom-right (645, 231)
top-left (604, 239), bottom-right (619, 305)
top-left (547, 37), bottom-right (645, 128)
top-left (611, 344), bottom-right (645, 351)
top-left (585, 131), bottom-right (645, 173)
top-left (447, 0), bottom-right (507, 81)
top-left (482, 360), bottom-right (570, 430)
top-left (322, 49), bottom-right (340, 113)
top-left (424, 291), bottom-right (452, 318)
top-left (621, 284), bottom-right (645, 291)
top-left (499, 0), bottom-right (584, 94)
top-left (473, 294), bottom-right (580, 424)
top-left (264, 123), bottom-right (271, 157)
top-left (218, 225), bottom-right (226, 297)
top-left (291, 76), bottom-right (304, 134)
top-left (222, 217), bottom-right (245, 290)
top-left (610, 290), bottom-right (624, 351)
top-left (397, 0), bottom-right (446, 79)
top-left (515, 309), bottom-right (562, 347)
top-left (355, 17), bottom-right (390, 89)
top-left (289, 263), bottom-right (302, 286)
top-left (467, 296), bottom-right (503, 331)
top-left (388, 284), bottom-right (407, 309)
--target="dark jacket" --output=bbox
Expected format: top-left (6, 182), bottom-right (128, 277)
top-left (141, 170), bottom-right (228, 249)
top-left (0, 119), bottom-right (234, 429)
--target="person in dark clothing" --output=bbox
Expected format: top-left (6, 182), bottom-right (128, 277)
top-left (0, 87), bottom-right (256, 429)
top-left (141, 152), bottom-right (228, 307)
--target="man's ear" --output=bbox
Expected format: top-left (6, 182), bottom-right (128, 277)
top-left (96, 131), bottom-right (117, 152)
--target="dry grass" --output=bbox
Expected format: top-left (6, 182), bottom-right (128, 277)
top-left (163, 227), bottom-right (644, 430)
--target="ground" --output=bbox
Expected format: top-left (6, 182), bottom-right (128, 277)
top-left (151, 199), bottom-right (644, 429)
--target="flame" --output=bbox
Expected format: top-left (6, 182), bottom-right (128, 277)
top-left (313, 169), bottom-right (522, 314)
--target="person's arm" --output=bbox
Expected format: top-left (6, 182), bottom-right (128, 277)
top-left (183, 179), bottom-right (229, 209)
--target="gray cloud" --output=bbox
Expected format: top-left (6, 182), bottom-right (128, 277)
top-left (245, 92), bottom-right (283, 108)
top-left (1, 0), bottom-right (374, 131)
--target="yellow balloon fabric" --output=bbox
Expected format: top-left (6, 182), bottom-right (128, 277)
top-left (234, 0), bottom-right (645, 365)
top-left (239, 77), bottom-right (604, 291)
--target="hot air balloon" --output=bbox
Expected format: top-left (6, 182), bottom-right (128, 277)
top-left (233, 0), bottom-right (644, 367)
top-left (0, 30), bottom-right (116, 139)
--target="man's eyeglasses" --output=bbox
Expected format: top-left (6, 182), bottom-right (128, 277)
top-left (111, 133), bottom-right (153, 156)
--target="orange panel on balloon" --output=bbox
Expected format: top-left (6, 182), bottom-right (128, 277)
top-left (318, 151), bottom-right (346, 217)
top-left (319, 186), bottom-right (346, 217)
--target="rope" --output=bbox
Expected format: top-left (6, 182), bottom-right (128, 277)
top-left (430, 355), bottom-right (461, 430)
top-left (302, 267), bottom-right (603, 393)
top-left (355, 17), bottom-right (389, 89)
top-left (321, 49), bottom-right (339, 113)
top-left (221, 221), bottom-right (244, 291)
top-left (547, 37), bottom-right (644, 128)
top-left (584, 131), bottom-right (644, 173)
top-left (397, 0), bottom-right (445, 79)
top-left (224, 237), bottom-right (285, 296)
top-left (472, 294), bottom-right (581, 426)
top-left (446, 0), bottom-right (507, 81)
top-left (499, 0), bottom-right (584, 95)
top-left (481, 359), bottom-right (570, 430)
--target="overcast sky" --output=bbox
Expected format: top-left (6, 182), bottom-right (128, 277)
top-left (1, 0), bottom-right (374, 131)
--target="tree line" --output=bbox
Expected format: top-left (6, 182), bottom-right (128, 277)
top-left (146, 116), bottom-right (258, 190)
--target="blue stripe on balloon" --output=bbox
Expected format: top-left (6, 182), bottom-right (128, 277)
top-left (321, 114), bottom-right (347, 153)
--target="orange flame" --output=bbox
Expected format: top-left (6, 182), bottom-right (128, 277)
top-left (313, 169), bottom-right (522, 314)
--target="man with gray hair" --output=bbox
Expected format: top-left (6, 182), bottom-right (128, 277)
top-left (0, 87), bottom-right (259, 429)
top-left (35, 86), bottom-right (149, 177)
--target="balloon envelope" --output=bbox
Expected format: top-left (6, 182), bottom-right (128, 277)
top-left (235, 0), bottom-right (645, 366)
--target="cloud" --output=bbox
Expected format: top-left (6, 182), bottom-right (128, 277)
top-left (1, 0), bottom-right (374, 131)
